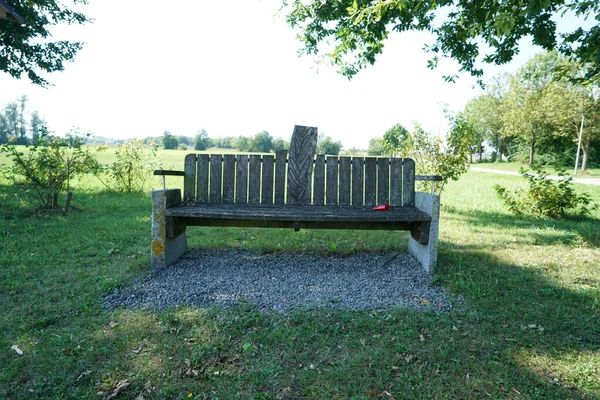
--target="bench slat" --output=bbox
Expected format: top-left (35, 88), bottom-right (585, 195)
top-left (377, 157), bottom-right (389, 205)
top-left (166, 203), bottom-right (431, 223)
top-left (248, 155), bottom-right (261, 204)
top-left (262, 155), bottom-right (275, 204)
top-left (326, 156), bottom-right (338, 206)
top-left (209, 154), bottom-right (223, 203)
top-left (365, 157), bottom-right (377, 206)
top-left (222, 154), bottom-right (235, 203)
top-left (274, 150), bottom-right (287, 205)
top-left (390, 158), bottom-right (402, 206)
top-left (235, 155), bottom-right (248, 203)
top-left (313, 155), bottom-right (325, 205)
top-left (339, 156), bottom-right (351, 206)
top-left (196, 154), bottom-right (209, 202)
top-left (402, 158), bottom-right (415, 207)
top-left (351, 157), bottom-right (364, 206)
top-left (184, 154), bottom-right (197, 202)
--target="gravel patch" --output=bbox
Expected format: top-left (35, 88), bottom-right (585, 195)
top-left (104, 250), bottom-right (456, 313)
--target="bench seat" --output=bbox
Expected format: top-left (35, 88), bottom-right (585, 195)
top-left (165, 203), bottom-right (432, 242)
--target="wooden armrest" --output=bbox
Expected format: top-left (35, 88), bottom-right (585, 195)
top-left (154, 170), bottom-right (185, 176)
top-left (416, 175), bottom-right (443, 181)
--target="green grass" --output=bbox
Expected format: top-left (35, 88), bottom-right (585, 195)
top-left (1, 156), bottom-right (599, 399)
top-left (472, 161), bottom-right (600, 178)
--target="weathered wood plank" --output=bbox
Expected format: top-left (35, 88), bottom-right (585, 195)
top-left (402, 158), bottom-right (415, 207)
top-left (338, 156), bottom-right (351, 206)
top-left (351, 157), bottom-right (364, 206)
top-left (313, 154), bottom-right (325, 205)
top-left (196, 154), bottom-right (209, 203)
top-left (390, 157), bottom-right (402, 207)
top-left (248, 155), bottom-right (261, 204)
top-left (287, 125), bottom-right (318, 205)
top-left (222, 154), bottom-right (235, 203)
top-left (261, 155), bottom-right (275, 204)
top-left (167, 203), bottom-right (431, 225)
top-left (209, 154), bottom-right (223, 203)
top-left (364, 157), bottom-right (377, 206)
top-left (235, 155), bottom-right (248, 204)
top-left (377, 157), bottom-right (389, 205)
top-left (184, 154), bottom-right (197, 202)
top-left (326, 156), bottom-right (338, 206)
top-left (274, 150), bottom-right (287, 205)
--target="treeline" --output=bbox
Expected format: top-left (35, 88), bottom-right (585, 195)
top-left (455, 51), bottom-right (599, 171)
top-left (153, 129), bottom-right (344, 155)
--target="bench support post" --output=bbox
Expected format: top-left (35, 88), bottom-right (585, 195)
top-left (151, 189), bottom-right (188, 267)
top-left (408, 192), bottom-right (440, 274)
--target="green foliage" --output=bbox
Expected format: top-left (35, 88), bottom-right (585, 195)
top-left (162, 131), bottom-right (179, 150)
top-left (0, 1), bottom-right (90, 86)
top-left (251, 131), bottom-right (274, 153)
top-left (367, 137), bottom-right (386, 156)
top-left (0, 130), bottom-right (98, 209)
top-left (382, 122), bottom-right (470, 193)
top-left (494, 165), bottom-right (598, 219)
top-left (194, 128), bottom-right (210, 151)
top-left (283, 0), bottom-right (600, 84)
top-left (97, 140), bottom-right (157, 193)
top-left (316, 134), bottom-right (342, 155)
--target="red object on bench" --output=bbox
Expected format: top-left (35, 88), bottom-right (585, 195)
top-left (372, 204), bottom-right (390, 211)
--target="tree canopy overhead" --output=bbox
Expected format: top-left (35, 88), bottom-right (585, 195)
top-left (282, 0), bottom-right (600, 84)
top-left (0, 0), bottom-right (90, 86)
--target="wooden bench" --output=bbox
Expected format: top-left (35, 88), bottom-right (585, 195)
top-left (151, 126), bottom-right (441, 273)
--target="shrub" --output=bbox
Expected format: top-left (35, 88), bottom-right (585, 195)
top-left (382, 122), bottom-right (470, 194)
top-left (97, 140), bottom-right (157, 193)
top-left (494, 164), bottom-right (598, 219)
top-left (0, 131), bottom-right (98, 210)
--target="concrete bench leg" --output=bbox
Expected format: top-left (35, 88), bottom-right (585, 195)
top-left (151, 189), bottom-right (187, 267)
top-left (408, 192), bottom-right (440, 274)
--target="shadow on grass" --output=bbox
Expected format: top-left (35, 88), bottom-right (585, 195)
top-left (444, 204), bottom-right (600, 248)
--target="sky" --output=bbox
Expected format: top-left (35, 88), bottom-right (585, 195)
top-left (0, 0), bottom-right (592, 149)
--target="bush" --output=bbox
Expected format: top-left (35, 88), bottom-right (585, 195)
top-left (0, 131), bottom-right (98, 210)
top-left (494, 164), bottom-right (598, 219)
top-left (382, 122), bottom-right (470, 194)
top-left (97, 140), bottom-right (157, 193)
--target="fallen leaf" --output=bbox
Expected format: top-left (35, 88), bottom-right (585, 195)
top-left (106, 380), bottom-right (130, 399)
top-left (405, 355), bottom-right (415, 364)
top-left (419, 334), bottom-right (425, 342)
top-left (76, 370), bottom-right (92, 382)
top-left (276, 387), bottom-right (293, 399)
top-left (107, 322), bottom-right (118, 329)
top-left (10, 345), bottom-right (23, 355)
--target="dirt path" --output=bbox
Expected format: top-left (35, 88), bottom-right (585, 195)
top-left (470, 167), bottom-right (600, 186)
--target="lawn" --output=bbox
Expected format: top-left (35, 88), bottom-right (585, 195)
top-left (472, 161), bottom-right (600, 178)
top-left (1, 151), bottom-right (599, 399)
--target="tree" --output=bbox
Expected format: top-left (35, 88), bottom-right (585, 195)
top-left (272, 137), bottom-right (289, 151)
top-left (194, 128), bottom-right (211, 151)
top-left (251, 131), bottom-right (274, 153)
top-left (316, 133), bottom-right (342, 155)
top-left (233, 136), bottom-right (250, 152)
top-left (463, 94), bottom-right (506, 162)
top-left (381, 124), bottom-right (410, 156)
top-left (0, 1), bottom-right (91, 86)
top-left (501, 53), bottom-right (576, 165)
top-left (162, 131), bottom-right (179, 150)
top-left (367, 137), bottom-right (386, 156)
top-left (282, 0), bottom-right (600, 84)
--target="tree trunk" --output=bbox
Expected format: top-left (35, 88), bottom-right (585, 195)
top-left (65, 192), bottom-right (73, 212)
top-left (529, 135), bottom-right (535, 165)
top-left (469, 152), bottom-right (473, 164)
top-left (581, 135), bottom-right (591, 172)
top-left (478, 143), bottom-right (483, 163)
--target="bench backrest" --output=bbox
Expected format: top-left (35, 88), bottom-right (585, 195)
top-left (181, 153), bottom-right (416, 207)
